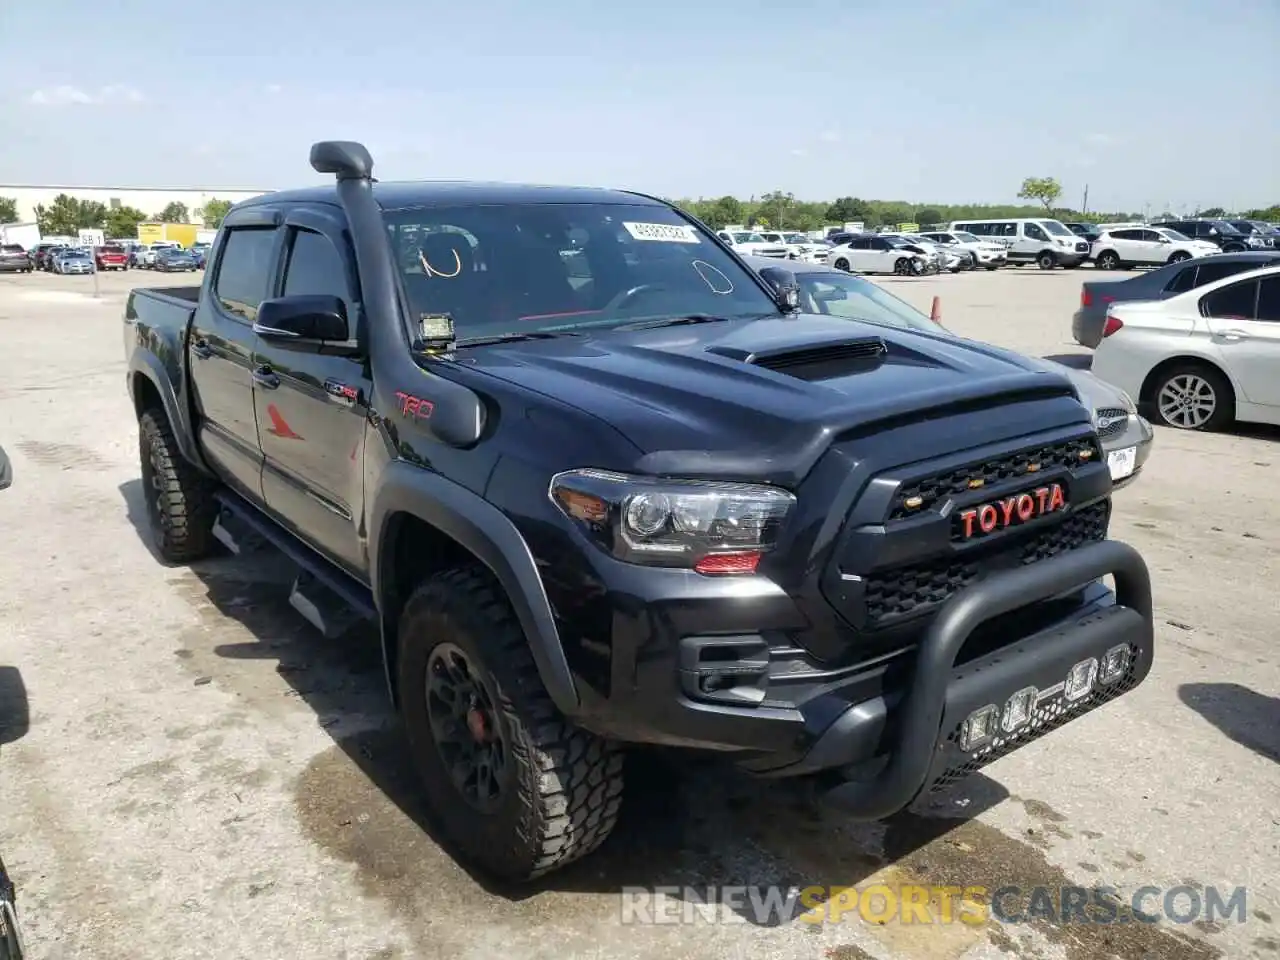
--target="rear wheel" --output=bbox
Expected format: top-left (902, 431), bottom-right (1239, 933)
top-left (1150, 363), bottom-right (1234, 432)
top-left (833, 257), bottom-right (851, 272)
top-left (138, 409), bottom-right (218, 563)
top-left (1096, 250), bottom-right (1121, 270)
top-left (398, 566), bottom-right (624, 882)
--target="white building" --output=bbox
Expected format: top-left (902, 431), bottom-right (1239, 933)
top-left (0, 184), bottom-right (272, 224)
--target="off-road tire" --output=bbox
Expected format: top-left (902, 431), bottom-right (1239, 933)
top-left (138, 409), bottom-right (218, 563)
top-left (397, 565), bottom-right (625, 882)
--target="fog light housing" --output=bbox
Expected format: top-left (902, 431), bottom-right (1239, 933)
top-left (1001, 687), bottom-right (1037, 733)
top-left (1099, 644), bottom-right (1130, 684)
top-left (960, 705), bottom-right (998, 752)
top-left (1065, 658), bottom-right (1099, 703)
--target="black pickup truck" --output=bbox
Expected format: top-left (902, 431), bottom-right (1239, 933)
top-left (124, 141), bottom-right (1155, 882)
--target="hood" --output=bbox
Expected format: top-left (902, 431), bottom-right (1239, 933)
top-left (461, 314), bottom-right (1082, 485)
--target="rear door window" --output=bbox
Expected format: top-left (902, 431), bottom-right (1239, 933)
top-left (214, 227), bottom-right (279, 322)
top-left (1192, 260), bottom-right (1260, 288)
top-left (1164, 266), bottom-right (1198, 294)
top-left (1255, 276), bottom-right (1280, 323)
top-left (1201, 280), bottom-right (1259, 320)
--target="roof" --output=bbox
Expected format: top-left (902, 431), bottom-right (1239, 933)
top-left (234, 180), bottom-right (666, 212)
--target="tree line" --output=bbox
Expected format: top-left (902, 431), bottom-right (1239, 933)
top-left (0, 194), bottom-right (235, 239)
top-left (2, 178), bottom-right (1277, 239)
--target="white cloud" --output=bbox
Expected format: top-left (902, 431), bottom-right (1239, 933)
top-left (790, 147), bottom-right (808, 157)
top-left (1084, 132), bottom-right (1113, 145)
top-left (819, 129), bottom-right (841, 143)
top-left (264, 84), bottom-right (283, 95)
top-left (29, 84), bottom-right (143, 106)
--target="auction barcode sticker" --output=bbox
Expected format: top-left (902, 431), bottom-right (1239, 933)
top-left (623, 222), bottom-right (701, 243)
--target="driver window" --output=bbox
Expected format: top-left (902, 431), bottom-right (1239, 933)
top-left (1024, 223), bottom-right (1048, 242)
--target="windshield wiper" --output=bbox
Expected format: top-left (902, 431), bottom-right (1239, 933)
top-left (452, 331), bottom-right (582, 348)
top-left (611, 314), bottom-right (735, 331)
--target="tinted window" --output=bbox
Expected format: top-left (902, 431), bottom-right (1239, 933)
top-left (1164, 266), bottom-right (1197, 294)
top-left (1138, 230), bottom-right (1163, 242)
top-left (1193, 260), bottom-right (1260, 287)
top-left (1112, 229), bottom-right (1139, 240)
top-left (1256, 276), bottom-right (1280, 322)
top-left (214, 227), bottom-right (278, 322)
top-left (1202, 280), bottom-right (1258, 320)
top-left (383, 204), bottom-right (775, 336)
top-left (282, 229), bottom-right (348, 300)
top-left (1024, 223), bottom-right (1049, 241)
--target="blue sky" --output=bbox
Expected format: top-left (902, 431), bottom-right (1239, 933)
top-left (2, 0), bottom-right (1277, 211)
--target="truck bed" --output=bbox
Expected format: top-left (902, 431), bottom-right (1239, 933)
top-left (135, 286), bottom-right (201, 305)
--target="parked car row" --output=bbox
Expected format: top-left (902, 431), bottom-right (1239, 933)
top-left (0, 240), bottom-right (210, 277)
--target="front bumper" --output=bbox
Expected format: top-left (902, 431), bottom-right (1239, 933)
top-left (1099, 415), bottom-right (1154, 490)
top-left (1055, 251), bottom-right (1089, 267)
top-left (819, 540), bottom-right (1152, 817)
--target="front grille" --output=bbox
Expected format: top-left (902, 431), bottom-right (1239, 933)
top-left (889, 436), bottom-right (1100, 521)
top-left (1075, 242), bottom-right (1089, 252)
top-left (1093, 407), bottom-right (1129, 439)
top-left (864, 501), bottom-right (1109, 626)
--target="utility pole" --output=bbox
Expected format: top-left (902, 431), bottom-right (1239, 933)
top-left (1081, 184), bottom-right (1089, 215)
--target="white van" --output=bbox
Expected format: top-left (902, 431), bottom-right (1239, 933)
top-left (717, 230), bottom-right (789, 259)
top-left (946, 218), bottom-right (1091, 269)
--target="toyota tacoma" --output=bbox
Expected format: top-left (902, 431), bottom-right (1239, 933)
top-left (123, 141), bottom-right (1155, 882)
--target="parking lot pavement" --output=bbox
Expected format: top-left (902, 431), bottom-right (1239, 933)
top-left (1, 267), bottom-right (1277, 960)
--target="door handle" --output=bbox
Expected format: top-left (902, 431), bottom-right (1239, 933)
top-left (252, 365), bottom-right (280, 389)
top-left (1218, 328), bottom-right (1250, 342)
top-left (191, 339), bottom-right (212, 359)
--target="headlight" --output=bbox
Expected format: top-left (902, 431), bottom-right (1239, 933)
top-left (549, 469), bottom-right (795, 574)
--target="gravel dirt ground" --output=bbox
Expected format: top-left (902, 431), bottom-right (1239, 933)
top-left (0, 265), bottom-right (1276, 960)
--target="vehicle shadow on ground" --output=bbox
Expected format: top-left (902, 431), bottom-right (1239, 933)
top-left (0, 665), bottom-right (30, 749)
top-left (1042, 353), bottom-right (1092, 370)
top-left (1178, 682), bottom-right (1280, 764)
top-left (118, 479), bottom-right (1010, 925)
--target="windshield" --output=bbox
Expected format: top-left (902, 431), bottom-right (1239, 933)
top-left (954, 232), bottom-right (979, 243)
top-left (796, 270), bottom-right (940, 332)
top-left (1156, 228), bottom-right (1191, 242)
top-left (383, 203), bottom-right (777, 337)
top-left (1040, 220), bottom-right (1074, 237)
top-left (783, 233), bottom-right (807, 244)
top-left (1211, 221), bottom-right (1244, 236)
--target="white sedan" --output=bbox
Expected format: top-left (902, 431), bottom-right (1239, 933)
top-left (1090, 226), bottom-right (1220, 271)
top-left (1090, 264), bottom-right (1280, 430)
top-left (826, 235), bottom-right (930, 275)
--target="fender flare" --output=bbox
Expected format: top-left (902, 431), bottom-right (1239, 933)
top-left (127, 349), bottom-right (207, 470)
top-left (369, 462), bottom-right (580, 716)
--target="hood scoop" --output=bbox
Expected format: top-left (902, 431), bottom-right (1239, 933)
top-left (709, 336), bottom-right (888, 381)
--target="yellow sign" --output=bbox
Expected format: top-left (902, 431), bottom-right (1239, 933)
top-left (899, 222), bottom-right (921, 233)
top-left (137, 223), bottom-right (165, 245)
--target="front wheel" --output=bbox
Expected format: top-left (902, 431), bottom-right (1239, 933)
top-left (1037, 251), bottom-right (1056, 270)
top-left (1151, 363), bottom-right (1234, 432)
top-left (398, 566), bottom-right (625, 882)
top-left (833, 257), bottom-right (851, 272)
top-left (1167, 251), bottom-right (1191, 264)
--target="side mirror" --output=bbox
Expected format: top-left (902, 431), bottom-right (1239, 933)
top-left (0, 444), bottom-right (11, 490)
top-left (758, 266), bottom-right (801, 311)
top-left (253, 295), bottom-right (357, 354)
top-left (814, 286), bottom-right (849, 302)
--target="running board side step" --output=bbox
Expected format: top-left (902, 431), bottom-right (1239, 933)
top-left (212, 490), bottom-right (378, 640)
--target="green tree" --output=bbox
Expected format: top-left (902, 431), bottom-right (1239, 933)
top-left (758, 191), bottom-right (796, 229)
top-left (825, 196), bottom-right (872, 223)
top-left (157, 201), bottom-right (189, 223)
top-left (1197, 206), bottom-right (1225, 218)
top-left (198, 198), bottom-right (233, 229)
top-left (33, 194), bottom-right (108, 235)
top-left (1017, 177), bottom-right (1063, 212)
top-left (0, 197), bottom-right (18, 224)
top-left (1244, 205), bottom-right (1280, 221)
top-left (914, 208), bottom-right (942, 227)
top-left (104, 205), bottom-right (149, 240)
